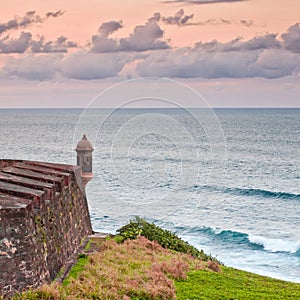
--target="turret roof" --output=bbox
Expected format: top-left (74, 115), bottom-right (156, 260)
top-left (75, 134), bottom-right (94, 152)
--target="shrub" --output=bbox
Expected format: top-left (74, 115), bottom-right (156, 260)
top-left (207, 260), bottom-right (221, 273)
top-left (116, 217), bottom-right (219, 262)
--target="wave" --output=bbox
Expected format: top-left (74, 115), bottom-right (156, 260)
top-left (225, 188), bottom-right (300, 201)
top-left (183, 226), bottom-right (300, 255)
top-left (248, 235), bottom-right (300, 254)
top-left (189, 185), bottom-right (300, 201)
top-left (200, 227), bottom-right (253, 246)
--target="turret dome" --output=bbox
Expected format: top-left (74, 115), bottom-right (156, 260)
top-left (75, 134), bottom-right (94, 152)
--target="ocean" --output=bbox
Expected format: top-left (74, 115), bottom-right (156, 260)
top-left (0, 108), bottom-right (299, 283)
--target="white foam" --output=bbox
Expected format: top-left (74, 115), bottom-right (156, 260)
top-left (249, 235), bottom-right (300, 253)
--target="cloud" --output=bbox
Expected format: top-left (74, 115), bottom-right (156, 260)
top-left (1, 51), bottom-right (131, 81)
top-left (0, 32), bottom-right (32, 53)
top-left (190, 18), bottom-right (253, 27)
top-left (162, 9), bottom-right (195, 26)
top-left (118, 16), bottom-right (170, 51)
top-left (220, 18), bottom-right (231, 24)
top-left (137, 30), bottom-right (300, 79)
top-left (31, 35), bottom-right (78, 53)
top-left (148, 12), bottom-right (161, 22)
top-left (161, 10), bottom-right (256, 28)
top-left (137, 48), bottom-right (300, 79)
top-left (45, 10), bottom-right (65, 18)
top-left (163, 0), bottom-right (247, 5)
top-left (240, 19), bottom-right (253, 27)
top-left (2, 54), bottom-right (62, 80)
top-left (282, 23), bottom-right (300, 53)
top-left (0, 11), bottom-right (70, 54)
top-left (1, 17), bottom-right (299, 82)
top-left (91, 20), bottom-right (122, 52)
top-left (240, 34), bottom-right (281, 50)
top-left (56, 35), bottom-right (78, 48)
top-left (161, 10), bottom-right (242, 27)
top-left (0, 11), bottom-right (42, 35)
top-left (87, 22), bottom-right (300, 80)
top-left (61, 52), bottom-right (131, 80)
top-left (0, 32), bottom-right (78, 54)
top-left (0, 10), bottom-right (65, 36)
top-left (197, 18), bottom-right (232, 26)
top-left (194, 33), bottom-right (281, 52)
top-left (91, 15), bottom-right (170, 52)
top-left (91, 35), bottom-right (118, 53)
top-left (98, 20), bottom-right (123, 37)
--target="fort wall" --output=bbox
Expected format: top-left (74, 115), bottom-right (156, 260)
top-left (0, 160), bottom-right (92, 297)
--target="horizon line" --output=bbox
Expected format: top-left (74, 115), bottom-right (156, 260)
top-left (0, 107), bottom-right (299, 110)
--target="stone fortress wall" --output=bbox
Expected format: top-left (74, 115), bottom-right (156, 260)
top-left (0, 159), bottom-right (92, 297)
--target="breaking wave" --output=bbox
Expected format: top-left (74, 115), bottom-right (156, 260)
top-left (189, 185), bottom-right (300, 201)
top-left (183, 226), bottom-right (300, 255)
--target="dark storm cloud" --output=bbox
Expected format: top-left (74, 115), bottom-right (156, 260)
top-left (91, 14), bottom-right (170, 52)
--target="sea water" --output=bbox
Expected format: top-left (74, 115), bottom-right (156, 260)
top-left (0, 108), bottom-right (299, 283)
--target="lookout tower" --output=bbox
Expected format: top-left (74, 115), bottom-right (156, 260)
top-left (75, 134), bottom-right (94, 179)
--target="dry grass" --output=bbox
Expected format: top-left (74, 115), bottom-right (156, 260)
top-left (15, 236), bottom-right (216, 300)
top-left (13, 235), bottom-right (300, 300)
top-left (63, 236), bottom-right (198, 299)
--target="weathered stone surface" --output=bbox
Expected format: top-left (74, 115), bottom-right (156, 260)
top-left (0, 159), bottom-right (92, 297)
top-left (76, 134), bottom-right (94, 174)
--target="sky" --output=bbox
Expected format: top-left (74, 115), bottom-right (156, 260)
top-left (0, 0), bottom-right (300, 108)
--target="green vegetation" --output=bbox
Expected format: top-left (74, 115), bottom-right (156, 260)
top-left (12, 218), bottom-right (300, 299)
top-left (176, 267), bottom-right (300, 299)
top-left (84, 239), bottom-right (92, 251)
top-left (15, 237), bottom-right (200, 299)
top-left (62, 254), bottom-right (89, 286)
top-left (116, 217), bottom-right (218, 262)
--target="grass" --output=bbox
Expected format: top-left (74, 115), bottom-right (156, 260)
top-left (175, 266), bottom-right (300, 299)
top-left (59, 237), bottom-right (198, 299)
top-left (15, 237), bottom-right (202, 299)
top-left (62, 254), bottom-right (89, 286)
top-left (12, 219), bottom-right (300, 299)
top-left (84, 239), bottom-right (92, 251)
